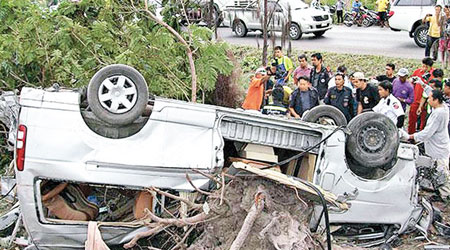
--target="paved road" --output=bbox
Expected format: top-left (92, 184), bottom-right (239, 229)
top-left (218, 25), bottom-right (424, 59)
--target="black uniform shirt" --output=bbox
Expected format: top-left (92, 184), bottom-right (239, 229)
top-left (324, 86), bottom-right (355, 122)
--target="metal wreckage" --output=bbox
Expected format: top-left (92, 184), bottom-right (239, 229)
top-left (0, 64), bottom-right (449, 249)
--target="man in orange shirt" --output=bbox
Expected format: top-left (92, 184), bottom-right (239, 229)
top-left (409, 57), bottom-right (434, 134)
top-left (242, 68), bottom-right (271, 110)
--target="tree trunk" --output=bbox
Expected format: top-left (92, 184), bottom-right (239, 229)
top-left (262, 0), bottom-right (268, 66)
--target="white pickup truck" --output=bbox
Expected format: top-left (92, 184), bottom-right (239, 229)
top-left (222, 0), bottom-right (332, 39)
top-left (9, 64), bottom-right (433, 249)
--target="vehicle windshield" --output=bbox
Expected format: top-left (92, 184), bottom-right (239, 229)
top-left (279, 0), bottom-right (309, 9)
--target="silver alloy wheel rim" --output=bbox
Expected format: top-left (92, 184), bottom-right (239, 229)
top-left (236, 23), bottom-right (243, 35)
top-left (98, 75), bottom-right (138, 114)
top-left (419, 29), bottom-right (427, 46)
top-left (290, 25), bottom-right (298, 38)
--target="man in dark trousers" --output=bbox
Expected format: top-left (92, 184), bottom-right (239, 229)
top-left (324, 72), bottom-right (355, 122)
top-left (354, 72), bottom-right (380, 114)
top-left (310, 53), bottom-right (330, 100)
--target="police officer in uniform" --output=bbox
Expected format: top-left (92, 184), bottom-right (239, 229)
top-left (324, 72), bottom-right (355, 122)
top-left (373, 80), bottom-right (405, 128)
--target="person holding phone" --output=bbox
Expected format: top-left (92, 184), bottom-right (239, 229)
top-left (423, 5), bottom-right (443, 59)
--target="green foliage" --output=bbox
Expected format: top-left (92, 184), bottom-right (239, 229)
top-left (0, 0), bottom-right (233, 101)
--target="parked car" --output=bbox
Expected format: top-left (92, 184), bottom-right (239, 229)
top-left (389, 0), bottom-right (445, 47)
top-left (222, 0), bottom-right (332, 40)
top-left (13, 65), bottom-right (431, 249)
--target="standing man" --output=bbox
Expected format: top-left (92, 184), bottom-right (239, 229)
top-left (375, 63), bottom-right (396, 83)
top-left (272, 46), bottom-right (294, 85)
top-left (293, 54), bottom-right (312, 85)
top-left (310, 53), bottom-right (330, 100)
top-left (409, 57), bottom-right (435, 134)
top-left (324, 73), bottom-right (355, 122)
top-left (289, 76), bottom-right (319, 118)
top-left (405, 90), bottom-right (450, 201)
top-left (423, 5), bottom-right (443, 59)
top-left (242, 68), bottom-right (271, 111)
top-left (336, 0), bottom-right (344, 24)
top-left (373, 81), bottom-right (405, 128)
top-left (376, 0), bottom-right (389, 28)
top-left (354, 72), bottom-right (380, 114)
top-left (392, 68), bottom-right (414, 111)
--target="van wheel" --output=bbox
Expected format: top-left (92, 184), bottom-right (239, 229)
top-left (234, 21), bottom-right (247, 37)
top-left (87, 64), bottom-right (149, 126)
top-left (302, 105), bottom-right (347, 126)
top-left (345, 112), bottom-right (399, 170)
top-left (289, 23), bottom-right (302, 40)
top-left (414, 24), bottom-right (428, 48)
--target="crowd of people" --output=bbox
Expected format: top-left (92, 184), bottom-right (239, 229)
top-left (423, 5), bottom-right (450, 67)
top-left (241, 46), bottom-right (450, 201)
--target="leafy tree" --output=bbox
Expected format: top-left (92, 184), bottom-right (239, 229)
top-left (0, 0), bottom-right (233, 101)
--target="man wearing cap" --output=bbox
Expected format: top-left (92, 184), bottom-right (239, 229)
top-left (242, 68), bottom-right (271, 111)
top-left (392, 68), bottom-right (414, 111)
top-left (354, 72), bottom-right (380, 114)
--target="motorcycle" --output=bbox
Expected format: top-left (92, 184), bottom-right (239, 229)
top-left (343, 10), bottom-right (364, 27)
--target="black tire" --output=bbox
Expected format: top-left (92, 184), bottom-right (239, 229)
top-left (414, 24), bottom-right (428, 48)
top-left (87, 64), bottom-right (149, 126)
top-left (302, 105), bottom-right (347, 126)
top-left (289, 23), bottom-right (302, 40)
top-left (234, 20), bottom-right (247, 37)
top-left (345, 112), bottom-right (399, 170)
top-left (313, 31), bottom-right (326, 37)
top-left (343, 13), bottom-right (353, 27)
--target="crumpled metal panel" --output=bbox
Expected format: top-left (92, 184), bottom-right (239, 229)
top-left (315, 140), bottom-right (422, 234)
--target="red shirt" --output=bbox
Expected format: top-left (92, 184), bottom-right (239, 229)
top-left (242, 78), bottom-right (264, 110)
top-left (411, 67), bottom-right (434, 104)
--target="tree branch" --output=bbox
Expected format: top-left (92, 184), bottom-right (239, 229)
top-left (230, 186), bottom-right (266, 250)
top-left (140, 2), bottom-right (198, 102)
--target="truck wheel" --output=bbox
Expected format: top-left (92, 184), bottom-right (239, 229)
top-left (289, 23), bottom-right (302, 40)
top-left (414, 24), bottom-right (428, 48)
top-left (234, 20), bottom-right (247, 37)
top-left (302, 105), bottom-right (347, 126)
top-left (313, 31), bottom-right (326, 37)
top-left (87, 64), bottom-right (149, 126)
top-left (345, 112), bottom-right (399, 170)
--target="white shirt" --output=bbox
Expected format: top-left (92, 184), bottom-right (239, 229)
top-left (373, 94), bottom-right (405, 125)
